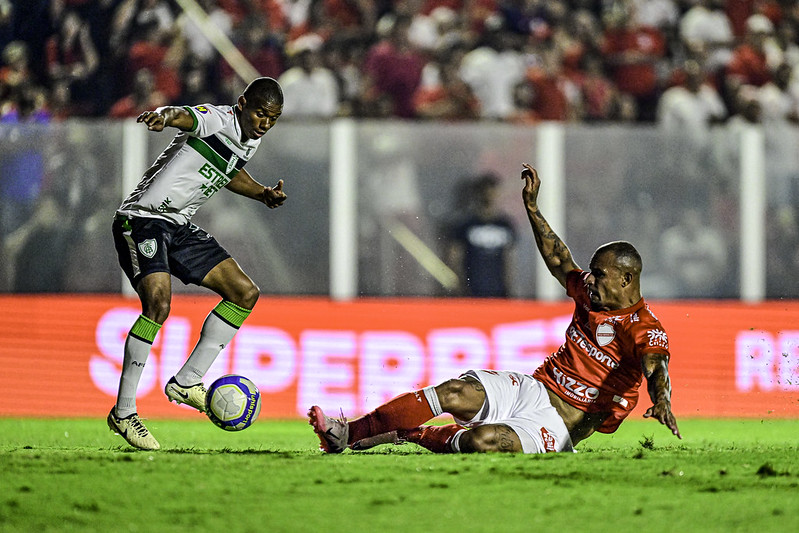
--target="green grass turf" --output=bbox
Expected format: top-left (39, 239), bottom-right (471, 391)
top-left (1, 417), bottom-right (797, 532)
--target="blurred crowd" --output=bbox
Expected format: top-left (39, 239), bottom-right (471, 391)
top-left (1, 0), bottom-right (799, 125)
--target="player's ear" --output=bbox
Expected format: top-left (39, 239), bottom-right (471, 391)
top-left (621, 272), bottom-right (633, 287)
top-left (237, 95), bottom-right (247, 111)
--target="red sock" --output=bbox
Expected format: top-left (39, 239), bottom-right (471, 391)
top-left (348, 391), bottom-right (434, 444)
top-left (401, 424), bottom-right (465, 454)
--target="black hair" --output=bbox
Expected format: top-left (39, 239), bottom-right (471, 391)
top-left (591, 241), bottom-right (642, 274)
top-left (243, 77), bottom-right (284, 107)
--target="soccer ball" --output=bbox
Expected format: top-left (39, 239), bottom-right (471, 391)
top-left (205, 374), bottom-right (262, 431)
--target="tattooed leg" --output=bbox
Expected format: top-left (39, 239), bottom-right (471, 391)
top-left (459, 424), bottom-right (523, 453)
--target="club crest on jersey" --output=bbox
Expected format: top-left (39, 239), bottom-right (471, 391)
top-left (138, 239), bottom-right (157, 259)
top-left (595, 322), bottom-right (615, 346)
top-left (196, 106), bottom-right (209, 114)
top-left (226, 154), bottom-right (238, 174)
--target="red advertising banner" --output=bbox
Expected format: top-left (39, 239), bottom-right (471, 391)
top-left (0, 295), bottom-right (797, 420)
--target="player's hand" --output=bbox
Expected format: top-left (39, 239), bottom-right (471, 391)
top-left (644, 401), bottom-right (682, 439)
top-left (264, 180), bottom-right (287, 209)
top-left (137, 110), bottom-right (167, 131)
top-left (521, 163), bottom-right (540, 208)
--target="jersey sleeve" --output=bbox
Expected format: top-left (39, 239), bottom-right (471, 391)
top-left (183, 104), bottom-right (228, 137)
top-left (632, 311), bottom-right (671, 358)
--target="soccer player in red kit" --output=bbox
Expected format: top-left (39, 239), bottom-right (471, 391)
top-left (309, 163), bottom-right (680, 453)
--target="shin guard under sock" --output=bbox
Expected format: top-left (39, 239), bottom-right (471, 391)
top-left (402, 424), bottom-right (466, 454)
top-left (348, 388), bottom-right (439, 444)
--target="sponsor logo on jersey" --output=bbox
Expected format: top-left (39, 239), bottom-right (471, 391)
top-left (541, 427), bottom-right (557, 452)
top-left (647, 329), bottom-right (669, 349)
top-left (595, 322), bottom-right (615, 346)
top-left (138, 239), bottom-right (157, 259)
top-left (198, 163), bottom-right (231, 197)
top-left (196, 106), bottom-right (209, 114)
top-left (567, 325), bottom-right (618, 369)
top-left (226, 154), bottom-right (239, 175)
top-left (157, 197), bottom-right (172, 213)
top-left (551, 365), bottom-right (600, 403)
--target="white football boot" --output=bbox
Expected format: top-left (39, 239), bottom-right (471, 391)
top-left (107, 409), bottom-right (160, 451)
top-left (164, 377), bottom-right (207, 412)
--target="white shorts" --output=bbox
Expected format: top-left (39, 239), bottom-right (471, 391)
top-left (456, 370), bottom-right (574, 454)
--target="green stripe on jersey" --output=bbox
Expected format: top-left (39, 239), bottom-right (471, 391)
top-left (186, 136), bottom-right (228, 175)
top-left (184, 106), bottom-right (198, 133)
top-left (213, 301), bottom-right (251, 328)
top-left (130, 315), bottom-right (162, 343)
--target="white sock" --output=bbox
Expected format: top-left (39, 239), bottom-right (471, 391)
top-left (451, 429), bottom-right (467, 453)
top-left (175, 301), bottom-right (250, 386)
top-left (115, 316), bottom-right (161, 418)
top-left (422, 386), bottom-right (443, 416)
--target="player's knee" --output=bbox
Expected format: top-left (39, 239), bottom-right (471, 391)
top-left (224, 278), bottom-right (259, 309)
top-left (435, 378), bottom-right (484, 419)
top-left (460, 425), bottom-right (522, 453)
top-left (142, 298), bottom-right (170, 324)
top-left (137, 275), bottom-right (171, 323)
top-left (435, 379), bottom-right (467, 410)
top-left (239, 282), bottom-right (260, 309)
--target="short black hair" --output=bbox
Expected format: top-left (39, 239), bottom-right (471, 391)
top-left (242, 77), bottom-right (283, 107)
top-left (592, 241), bottom-right (642, 274)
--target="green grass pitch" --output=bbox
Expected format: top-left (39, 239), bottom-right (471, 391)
top-left (1, 417), bottom-right (797, 532)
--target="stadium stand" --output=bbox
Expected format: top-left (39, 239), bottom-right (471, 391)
top-left (0, 0), bottom-right (796, 125)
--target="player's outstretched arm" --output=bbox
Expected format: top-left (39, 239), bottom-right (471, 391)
top-left (137, 106), bottom-right (194, 132)
top-left (226, 168), bottom-right (287, 209)
top-left (641, 352), bottom-right (682, 439)
top-left (520, 163), bottom-right (578, 288)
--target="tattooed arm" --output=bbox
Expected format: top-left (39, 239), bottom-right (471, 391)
top-left (642, 352), bottom-right (681, 439)
top-left (520, 163), bottom-right (578, 288)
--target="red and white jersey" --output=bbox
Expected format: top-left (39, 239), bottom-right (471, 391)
top-left (533, 270), bottom-right (670, 433)
top-left (117, 103), bottom-right (261, 225)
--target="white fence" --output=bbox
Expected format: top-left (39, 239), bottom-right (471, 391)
top-left (1, 119), bottom-right (795, 300)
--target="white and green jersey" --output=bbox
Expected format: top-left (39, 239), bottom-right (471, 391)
top-left (117, 103), bottom-right (261, 225)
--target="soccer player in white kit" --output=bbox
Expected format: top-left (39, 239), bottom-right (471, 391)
top-left (108, 77), bottom-right (287, 450)
top-left (309, 163), bottom-right (681, 454)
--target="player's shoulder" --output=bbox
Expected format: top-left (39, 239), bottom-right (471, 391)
top-left (639, 300), bottom-right (664, 323)
top-left (625, 300), bottom-right (666, 331)
top-left (186, 103), bottom-right (233, 119)
top-left (620, 301), bottom-right (670, 352)
top-left (183, 103), bottom-right (236, 136)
